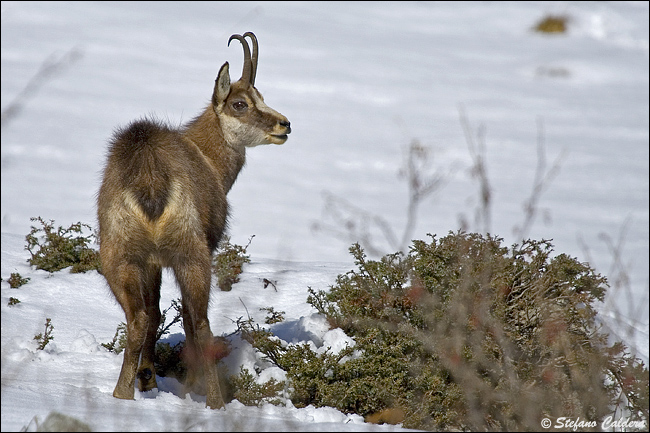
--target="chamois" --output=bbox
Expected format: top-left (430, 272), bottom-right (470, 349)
top-left (97, 32), bottom-right (290, 409)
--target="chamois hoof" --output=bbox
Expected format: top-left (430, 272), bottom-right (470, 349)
top-left (112, 387), bottom-right (135, 401)
top-left (137, 368), bottom-right (158, 392)
top-left (206, 395), bottom-right (226, 410)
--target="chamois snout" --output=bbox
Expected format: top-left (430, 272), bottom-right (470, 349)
top-left (272, 119), bottom-right (291, 143)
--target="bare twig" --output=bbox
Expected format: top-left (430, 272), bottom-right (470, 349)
top-left (513, 116), bottom-right (567, 240)
top-left (398, 140), bottom-right (448, 250)
top-left (1, 47), bottom-right (82, 129)
top-left (459, 107), bottom-right (566, 240)
top-left (313, 140), bottom-right (450, 257)
top-left (459, 104), bottom-right (491, 235)
top-left (597, 218), bottom-right (648, 339)
top-left (312, 191), bottom-right (397, 257)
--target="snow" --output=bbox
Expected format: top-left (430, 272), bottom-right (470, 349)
top-left (1, 1), bottom-right (648, 431)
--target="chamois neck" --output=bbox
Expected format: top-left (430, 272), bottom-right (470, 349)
top-left (183, 107), bottom-right (246, 193)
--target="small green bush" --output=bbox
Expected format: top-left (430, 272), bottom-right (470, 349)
top-left (156, 298), bottom-right (183, 341)
top-left (154, 340), bottom-right (187, 381)
top-left (241, 232), bottom-right (649, 431)
top-left (25, 217), bottom-right (101, 273)
top-left (34, 318), bottom-right (54, 350)
top-left (261, 307), bottom-right (285, 324)
top-left (7, 272), bottom-right (30, 288)
top-left (229, 366), bottom-right (285, 407)
top-left (8, 297), bottom-right (21, 306)
top-left (101, 322), bottom-right (127, 354)
top-left (213, 235), bottom-right (253, 291)
top-left (533, 15), bottom-right (569, 34)
top-left (153, 336), bottom-right (231, 390)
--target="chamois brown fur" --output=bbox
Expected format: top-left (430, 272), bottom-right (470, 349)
top-left (97, 32), bottom-right (290, 409)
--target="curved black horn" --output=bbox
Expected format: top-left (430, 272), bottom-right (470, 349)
top-left (228, 34), bottom-right (252, 86)
top-left (243, 32), bottom-right (258, 86)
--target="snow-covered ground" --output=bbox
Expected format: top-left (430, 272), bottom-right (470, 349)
top-left (2, 1), bottom-right (648, 431)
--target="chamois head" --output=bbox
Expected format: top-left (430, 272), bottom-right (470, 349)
top-left (212, 32), bottom-right (291, 147)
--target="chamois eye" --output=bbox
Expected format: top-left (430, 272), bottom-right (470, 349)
top-left (232, 101), bottom-right (248, 111)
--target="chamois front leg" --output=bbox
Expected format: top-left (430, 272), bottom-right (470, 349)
top-left (174, 256), bottom-right (225, 409)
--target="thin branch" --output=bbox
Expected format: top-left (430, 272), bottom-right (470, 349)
top-left (459, 104), bottom-right (492, 235)
top-left (1, 47), bottom-right (82, 129)
top-left (312, 191), bottom-right (398, 257)
top-left (313, 140), bottom-right (450, 257)
top-left (399, 140), bottom-right (448, 249)
top-left (513, 116), bottom-right (567, 240)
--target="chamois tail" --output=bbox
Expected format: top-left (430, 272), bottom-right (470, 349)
top-left (108, 118), bottom-right (175, 221)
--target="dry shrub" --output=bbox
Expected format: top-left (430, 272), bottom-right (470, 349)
top-left (244, 232), bottom-right (648, 431)
top-left (533, 15), bottom-right (569, 34)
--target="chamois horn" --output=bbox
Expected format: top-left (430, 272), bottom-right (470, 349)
top-left (228, 33), bottom-right (253, 86)
top-left (243, 32), bottom-right (258, 86)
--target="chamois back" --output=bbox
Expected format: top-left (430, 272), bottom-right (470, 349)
top-left (99, 117), bottom-right (228, 255)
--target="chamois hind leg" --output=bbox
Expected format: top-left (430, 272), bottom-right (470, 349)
top-left (137, 264), bottom-right (162, 393)
top-left (180, 297), bottom-right (201, 394)
top-left (108, 261), bottom-right (150, 400)
top-left (173, 254), bottom-right (225, 409)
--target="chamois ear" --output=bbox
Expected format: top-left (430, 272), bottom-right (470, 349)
top-left (213, 62), bottom-right (231, 106)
